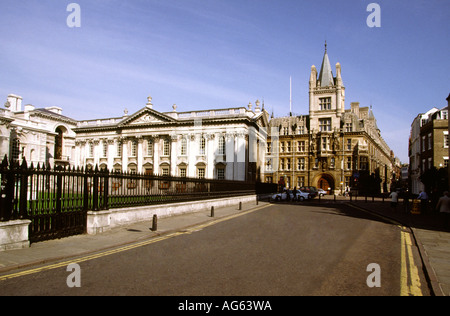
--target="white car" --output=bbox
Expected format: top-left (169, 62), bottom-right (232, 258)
top-left (295, 190), bottom-right (311, 201)
top-left (272, 190), bottom-right (310, 202)
top-left (317, 189), bottom-right (327, 197)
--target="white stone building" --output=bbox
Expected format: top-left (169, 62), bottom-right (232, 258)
top-left (0, 94), bottom-right (77, 167)
top-left (1, 94), bottom-right (269, 182)
top-left (73, 97), bottom-right (269, 181)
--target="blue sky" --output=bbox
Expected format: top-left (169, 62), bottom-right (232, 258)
top-left (0, 0), bottom-right (449, 163)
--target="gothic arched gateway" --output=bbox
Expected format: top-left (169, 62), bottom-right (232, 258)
top-left (315, 173), bottom-right (335, 194)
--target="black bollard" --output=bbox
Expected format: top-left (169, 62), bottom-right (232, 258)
top-left (239, 201), bottom-right (242, 210)
top-left (211, 206), bottom-right (215, 218)
top-left (151, 214), bottom-right (158, 231)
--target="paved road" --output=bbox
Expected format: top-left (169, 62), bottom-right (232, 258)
top-left (0, 202), bottom-right (430, 296)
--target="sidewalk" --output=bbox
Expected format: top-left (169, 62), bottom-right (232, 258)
top-left (345, 197), bottom-right (450, 296)
top-left (0, 200), bottom-right (266, 274)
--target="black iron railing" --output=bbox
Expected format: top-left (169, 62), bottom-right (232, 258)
top-left (0, 155), bottom-right (256, 223)
top-left (0, 155), bottom-right (255, 242)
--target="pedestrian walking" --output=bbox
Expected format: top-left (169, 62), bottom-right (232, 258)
top-left (389, 190), bottom-right (399, 210)
top-left (418, 190), bottom-right (429, 213)
top-left (436, 191), bottom-right (450, 229)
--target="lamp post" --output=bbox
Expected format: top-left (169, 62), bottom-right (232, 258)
top-left (447, 94), bottom-right (450, 191)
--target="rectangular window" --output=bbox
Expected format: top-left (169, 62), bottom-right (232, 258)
top-left (217, 168), bottom-right (225, 180)
top-left (298, 176), bottom-right (305, 187)
top-left (180, 138), bottom-right (187, 156)
top-left (199, 137), bottom-right (206, 155)
top-left (360, 157), bottom-right (368, 170)
top-left (319, 118), bottom-right (332, 132)
top-left (88, 142), bottom-right (94, 158)
top-left (198, 168), bottom-right (205, 179)
top-left (130, 141), bottom-right (137, 157)
top-left (103, 141), bottom-right (108, 158)
top-left (298, 158), bottom-right (305, 171)
top-left (321, 137), bottom-right (329, 151)
top-left (117, 142), bottom-right (122, 157)
top-left (345, 123), bottom-right (353, 132)
top-left (163, 139), bottom-right (170, 156)
top-left (428, 133), bottom-right (432, 150)
top-left (218, 136), bottom-right (225, 155)
top-left (179, 167), bottom-right (186, 178)
top-left (298, 141), bottom-right (305, 152)
top-left (319, 97), bottom-right (331, 110)
top-left (147, 140), bottom-right (153, 156)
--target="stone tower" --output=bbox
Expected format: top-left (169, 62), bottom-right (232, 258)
top-left (309, 42), bottom-right (345, 132)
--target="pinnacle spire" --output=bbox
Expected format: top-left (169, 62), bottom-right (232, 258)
top-left (318, 42), bottom-right (334, 87)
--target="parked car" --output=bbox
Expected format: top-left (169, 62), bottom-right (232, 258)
top-left (293, 189), bottom-right (311, 201)
top-left (299, 186), bottom-right (318, 198)
top-left (317, 189), bottom-right (327, 197)
top-left (272, 190), bottom-right (294, 202)
top-left (271, 190), bottom-right (310, 202)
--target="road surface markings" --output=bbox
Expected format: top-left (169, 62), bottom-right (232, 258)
top-left (0, 204), bottom-right (271, 282)
top-left (400, 228), bottom-right (423, 296)
top-left (344, 204), bottom-right (424, 296)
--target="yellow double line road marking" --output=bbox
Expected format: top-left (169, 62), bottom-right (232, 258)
top-left (343, 204), bottom-right (424, 296)
top-left (0, 204), bottom-right (271, 282)
top-left (400, 228), bottom-right (423, 296)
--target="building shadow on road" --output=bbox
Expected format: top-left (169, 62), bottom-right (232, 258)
top-left (265, 197), bottom-right (450, 233)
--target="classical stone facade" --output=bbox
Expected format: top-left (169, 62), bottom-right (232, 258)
top-left (73, 98), bottom-right (269, 182)
top-left (0, 94), bottom-right (77, 167)
top-left (262, 47), bottom-right (396, 194)
top-left (1, 94), bottom-right (269, 182)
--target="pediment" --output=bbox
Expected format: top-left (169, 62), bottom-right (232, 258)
top-left (129, 113), bottom-right (165, 125)
top-left (253, 111), bottom-right (270, 129)
top-left (119, 107), bottom-right (176, 127)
